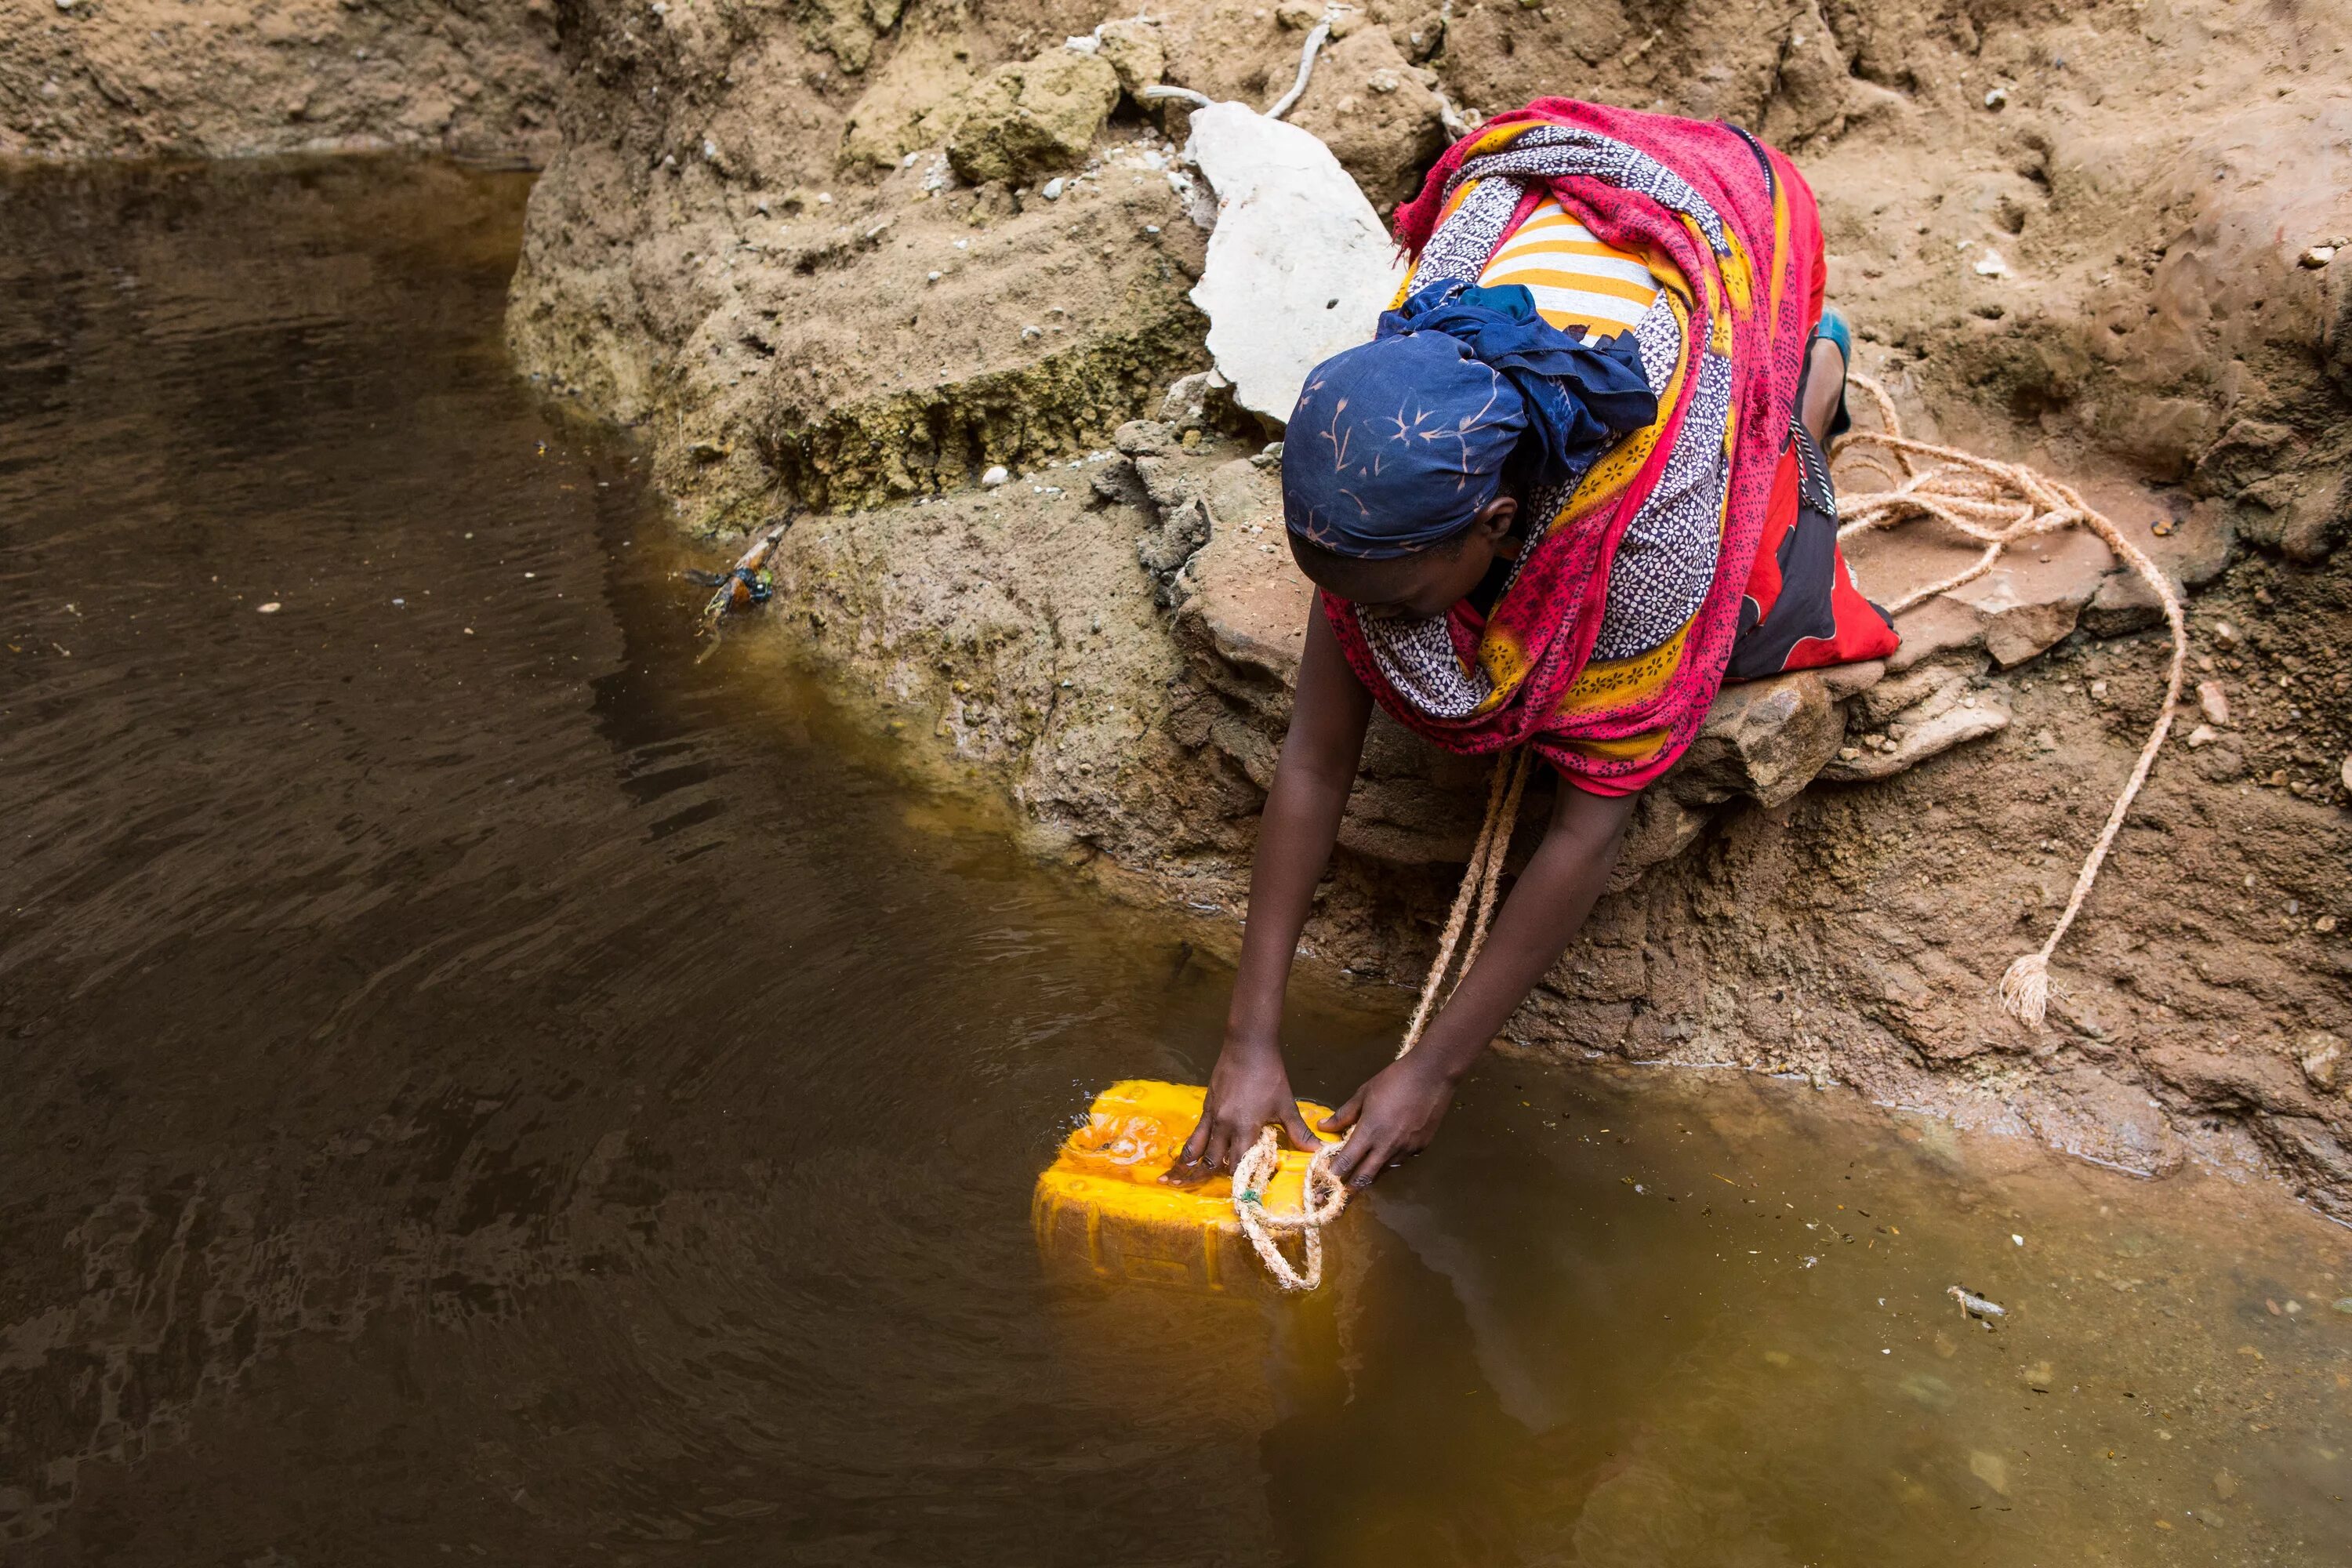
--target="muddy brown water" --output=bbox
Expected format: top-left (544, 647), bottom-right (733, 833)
top-left (2, 158), bottom-right (2347, 1566)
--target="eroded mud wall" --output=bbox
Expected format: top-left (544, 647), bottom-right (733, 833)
top-left (2, 1), bottom-right (562, 161)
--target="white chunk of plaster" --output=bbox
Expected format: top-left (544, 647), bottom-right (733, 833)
top-left (1182, 102), bottom-right (1406, 425)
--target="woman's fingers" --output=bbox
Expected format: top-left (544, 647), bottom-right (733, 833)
top-left (1167, 1112), bottom-right (1243, 1182)
top-left (1160, 1114), bottom-right (1213, 1184)
top-left (1210, 1116), bottom-right (1258, 1173)
top-left (1178, 1115), bottom-right (1211, 1166)
top-left (1329, 1126), bottom-right (1381, 1188)
top-left (1170, 1096), bottom-right (1336, 1183)
top-left (1323, 1138), bottom-right (1357, 1187)
top-left (1330, 1123), bottom-right (1432, 1189)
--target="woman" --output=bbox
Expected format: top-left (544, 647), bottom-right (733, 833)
top-left (1167, 100), bottom-right (1895, 1190)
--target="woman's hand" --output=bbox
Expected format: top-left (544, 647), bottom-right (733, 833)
top-left (1162, 1043), bottom-right (1319, 1184)
top-left (1319, 1057), bottom-right (1458, 1189)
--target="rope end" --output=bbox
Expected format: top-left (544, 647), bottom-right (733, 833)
top-left (1999, 952), bottom-right (2051, 1029)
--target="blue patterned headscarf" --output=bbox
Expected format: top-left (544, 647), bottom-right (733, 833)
top-left (1281, 279), bottom-right (1657, 559)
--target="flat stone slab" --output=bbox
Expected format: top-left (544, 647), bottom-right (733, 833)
top-left (1845, 521), bottom-right (2115, 671)
top-left (1819, 691), bottom-right (2010, 782)
top-left (1178, 459), bottom-right (1309, 684)
top-left (1673, 671), bottom-right (1846, 809)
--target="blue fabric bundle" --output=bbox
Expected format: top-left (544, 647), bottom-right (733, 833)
top-left (1281, 280), bottom-right (1658, 560)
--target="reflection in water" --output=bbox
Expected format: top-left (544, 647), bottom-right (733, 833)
top-left (1, 159), bottom-right (2347, 1566)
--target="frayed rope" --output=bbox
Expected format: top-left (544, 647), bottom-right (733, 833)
top-left (1835, 374), bottom-right (2188, 1029)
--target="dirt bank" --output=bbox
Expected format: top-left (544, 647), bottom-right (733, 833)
top-left (494, 0), bottom-right (2352, 1214)
top-left (0, 0), bottom-right (561, 162)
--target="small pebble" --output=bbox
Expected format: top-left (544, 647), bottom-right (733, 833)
top-left (256, 602), bottom-right (281, 614)
top-left (2300, 245), bottom-right (2337, 269)
top-left (1041, 178), bottom-right (1065, 200)
top-left (2197, 679), bottom-right (2230, 726)
top-left (980, 465), bottom-right (1010, 488)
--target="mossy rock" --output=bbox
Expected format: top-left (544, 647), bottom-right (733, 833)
top-left (1095, 18), bottom-right (1167, 97)
top-left (759, 306), bottom-right (1209, 510)
top-left (940, 50), bottom-right (1120, 186)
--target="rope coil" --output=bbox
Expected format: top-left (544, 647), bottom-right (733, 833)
top-left (1232, 750), bottom-right (1534, 1290)
top-left (1832, 373), bottom-right (2189, 1027)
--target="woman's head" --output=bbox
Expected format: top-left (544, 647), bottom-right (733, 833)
top-left (1279, 326), bottom-right (1529, 601)
top-left (1279, 278), bottom-right (1658, 617)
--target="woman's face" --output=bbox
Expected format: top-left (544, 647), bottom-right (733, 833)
top-left (1289, 496), bottom-right (1520, 621)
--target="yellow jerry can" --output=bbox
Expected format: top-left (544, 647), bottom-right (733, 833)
top-left (1034, 1079), bottom-right (1338, 1293)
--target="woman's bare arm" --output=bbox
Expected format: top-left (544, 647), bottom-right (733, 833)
top-left (1163, 608), bottom-right (1373, 1180)
top-left (1319, 777), bottom-right (1636, 1186)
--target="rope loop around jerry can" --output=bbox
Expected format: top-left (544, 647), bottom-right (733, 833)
top-left (1232, 750), bottom-right (1534, 1290)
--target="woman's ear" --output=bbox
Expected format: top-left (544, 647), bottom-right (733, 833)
top-left (1470, 494), bottom-right (1518, 543)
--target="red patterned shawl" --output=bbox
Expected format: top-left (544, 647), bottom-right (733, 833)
top-left (1323, 100), bottom-right (1825, 795)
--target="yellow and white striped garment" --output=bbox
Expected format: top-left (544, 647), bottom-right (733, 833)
top-left (1474, 195), bottom-right (1661, 340)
